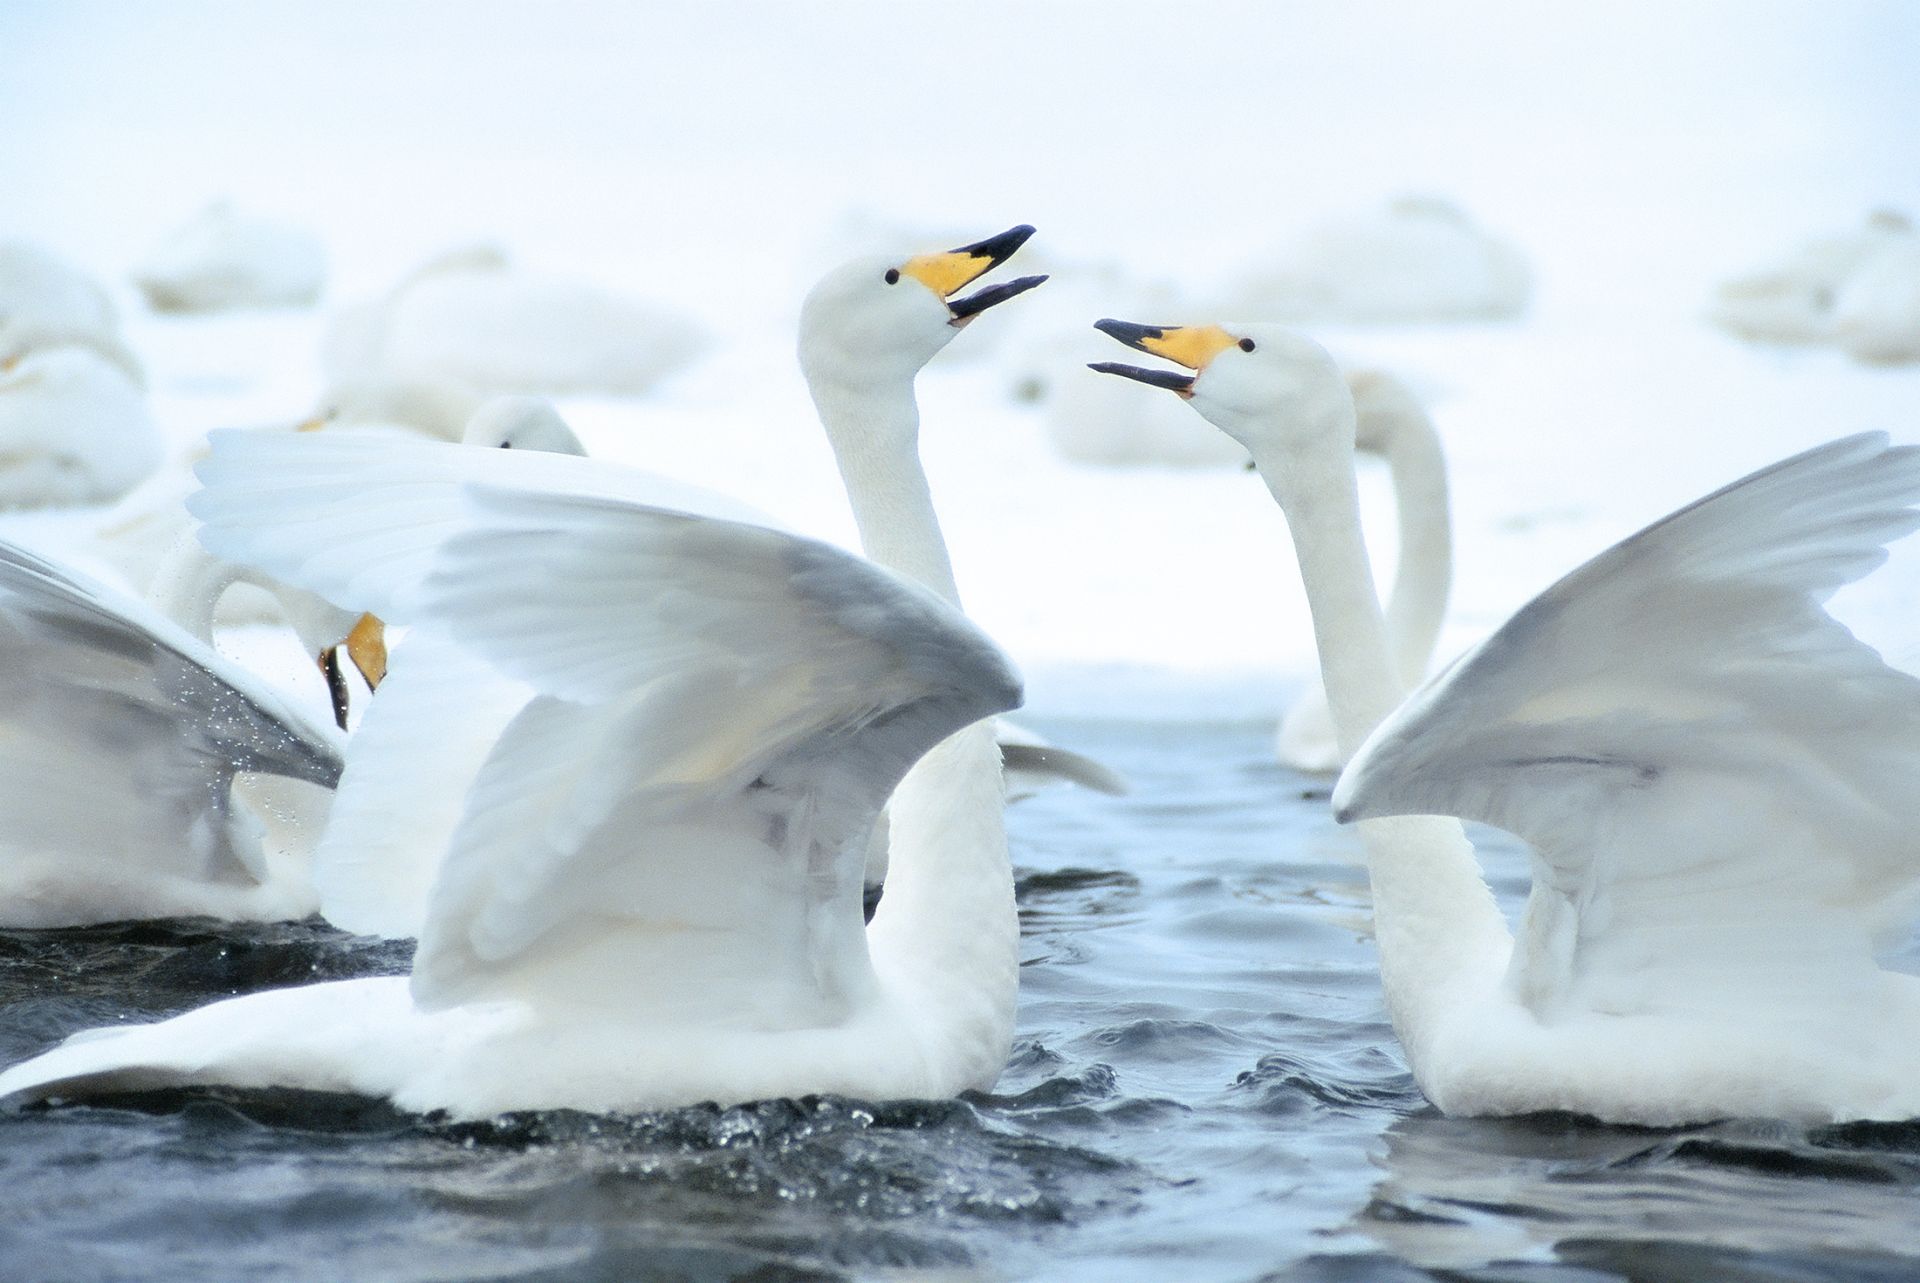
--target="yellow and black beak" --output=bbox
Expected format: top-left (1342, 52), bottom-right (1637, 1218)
top-left (317, 612), bottom-right (388, 730)
top-left (1089, 318), bottom-right (1244, 398)
top-left (900, 225), bottom-right (1047, 326)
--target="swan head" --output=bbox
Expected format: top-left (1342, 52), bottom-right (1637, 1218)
top-left (799, 225), bottom-right (1046, 390)
top-left (1089, 320), bottom-right (1355, 459)
top-left (461, 395), bottom-right (586, 456)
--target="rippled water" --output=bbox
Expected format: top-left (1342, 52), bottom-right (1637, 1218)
top-left (5, 719), bottom-right (1920, 1281)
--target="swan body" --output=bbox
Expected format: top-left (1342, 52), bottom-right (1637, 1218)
top-left (323, 247), bottom-right (705, 396)
top-left (1222, 197), bottom-right (1530, 325)
top-left (0, 539), bottom-right (341, 927)
top-left (1709, 209), bottom-right (1912, 347)
top-left (1834, 234), bottom-right (1920, 364)
top-left (0, 343), bottom-right (164, 507)
top-left (131, 202), bottom-right (326, 312)
top-left (1276, 370), bottom-right (1451, 772)
top-left (1097, 318), bottom-right (1920, 1124)
top-left (0, 425), bottom-right (1023, 1115)
top-left (0, 241), bottom-right (120, 358)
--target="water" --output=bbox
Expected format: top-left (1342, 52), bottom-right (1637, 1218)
top-left (4, 718), bottom-right (1920, 1282)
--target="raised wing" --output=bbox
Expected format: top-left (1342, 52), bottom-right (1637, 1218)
top-left (0, 539), bottom-right (342, 896)
top-left (1335, 433), bottom-right (1920, 1019)
top-left (188, 427), bottom-right (782, 620)
top-left (382, 486), bottom-right (1023, 1021)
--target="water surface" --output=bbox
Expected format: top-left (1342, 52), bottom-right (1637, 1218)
top-left (4, 719), bottom-right (1919, 1281)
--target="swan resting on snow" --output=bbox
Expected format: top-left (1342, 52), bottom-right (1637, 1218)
top-left (0, 335), bottom-right (163, 507)
top-left (0, 422), bottom-right (1025, 1116)
top-left (131, 201), bottom-right (327, 312)
top-left (1096, 316), bottom-right (1920, 1124)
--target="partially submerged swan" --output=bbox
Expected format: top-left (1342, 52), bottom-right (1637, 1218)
top-left (0, 424), bottom-right (1024, 1115)
top-left (1097, 317), bottom-right (1920, 1124)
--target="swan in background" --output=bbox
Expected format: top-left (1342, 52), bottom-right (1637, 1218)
top-left (322, 244), bottom-right (707, 397)
top-left (1834, 231), bottom-right (1920, 365)
top-left (1219, 196), bottom-right (1530, 324)
top-left (1277, 369), bottom-right (1451, 772)
top-left (0, 241), bottom-right (121, 358)
top-left (131, 201), bottom-right (327, 312)
top-left (0, 338), bottom-right (163, 507)
top-left (0, 539), bottom-right (341, 927)
top-left (86, 375), bottom-right (488, 609)
top-left (1708, 209), bottom-right (1912, 347)
top-left (797, 226), bottom-right (1125, 878)
top-left (1097, 316), bottom-right (1920, 1124)
top-left (0, 424), bottom-right (1024, 1116)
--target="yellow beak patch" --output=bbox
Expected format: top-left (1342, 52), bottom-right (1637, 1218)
top-left (1139, 325), bottom-right (1242, 371)
top-left (345, 613), bottom-right (388, 689)
top-left (899, 248), bottom-right (999, 299)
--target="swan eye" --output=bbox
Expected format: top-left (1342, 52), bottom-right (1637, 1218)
top-left (499, 442), bottom-right (513, 449)
top-left (1239, 338), bottom-right (1256, 352)
top-left (884, 268), bottom-right (900, 285)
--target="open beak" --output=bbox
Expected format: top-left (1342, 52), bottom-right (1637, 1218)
top-left (900, 225), bottom-right (1048, 326)
top-left (1088, 318), bottom-right (1243, 398)
top-left (316, 613), bottom-right (387, 730)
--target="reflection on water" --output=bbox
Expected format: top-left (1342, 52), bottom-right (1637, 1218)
top-left (2, 719), bottom-right (1918, 1280)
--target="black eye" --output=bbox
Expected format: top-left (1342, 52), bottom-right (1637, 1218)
top-left (1239, 338), bottom-right (1256, 352)
top-left (499, 441), bottom-right (512, 449)
top-left (884, 268), bottom-right (900, 285)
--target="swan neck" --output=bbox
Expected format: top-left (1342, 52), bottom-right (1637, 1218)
top-left (1258, 430), bottom-right (1509, 1072)
top-left (1379, 411), bottom-right (1452, 687)
top-left (147, 535), bottom-right (247, 641)
top-left (810, 379), bottom-right (963, 606)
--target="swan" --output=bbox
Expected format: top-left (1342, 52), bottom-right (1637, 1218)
top-left (0, 424), bottom-right (1025, 1116)
top-left (1095, 317), bottom-right (1920, 1124)
top-left (322, 245), bottom-right (706, 397)
top-left (0, 339), bottom-right (164, 507)
top-left (0, 241), bottom-right (120, 357)
top-left (1220, 196), bottom-right (1530, 325)
top-left (1833, 230), bottom-right (1920, 365)
top-left (131, 201), bottom-right (327, 312)
top-left (1708, 209), bottom-right (1912, 346)
top-left (0, 539), bottom-right (341, 927)
top-left (1276, 369), bottom-right (1451, 772)
top-left (797, 227), bottom-right (1124, 853)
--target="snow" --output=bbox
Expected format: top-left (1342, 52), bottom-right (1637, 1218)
top-left (1, 0), bottom-right (1916, 724)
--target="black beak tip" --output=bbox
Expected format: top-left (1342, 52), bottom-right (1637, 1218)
top-left (1094, 318), bottom-right (1170, 352)
top-left (953, 224), bottom-right (1038, 266)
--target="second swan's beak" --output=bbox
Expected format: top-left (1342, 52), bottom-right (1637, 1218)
top-left (900, 225), bottom-right (1048, 326)
top-left (1088, 319), bottom-right (1244, 398)
top-left (317, 613), bottom-right (388, 731)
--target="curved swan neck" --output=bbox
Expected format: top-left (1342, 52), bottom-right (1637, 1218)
top-left (808, 378), bottom-right (963, 606)
top-left (147, 535), bottom-right (249, 642)
top-left (1253, 424), bottom-right (1508, 1063)
top-left (1377, 408), bottom-right (1452, 688)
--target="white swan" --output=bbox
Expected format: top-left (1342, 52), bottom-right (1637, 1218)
top-left (0, 539), bottom-right (341, 927)
top-left (1709, 209), bottom-right (1912, 346)
top-left (1276, 370), bottom-right (1451, 772)
top-left (1096, 317), bottom-right (1920, 1124)
top-left (798, 226), bottom-right (1123, 885)
top-left (0, 241), bottom-right (120, 358)
top-left (322, 245), bottom-right (706, 397)
top-left (131, 201), bottom-right (327, 312)
top-left (0, 340), bottom-right (164, 507)
top-left (1220, 196), bottom-right (1531, 324)
top-left (1834, 230), bottom-right (1920, 365)
top-left (0, 424), bottom-right (1025, 1115)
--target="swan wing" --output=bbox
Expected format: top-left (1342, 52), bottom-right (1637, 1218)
top-left (1334, 432), bottom-right (1920, 1018)
top-left (187, 428), bottom-right (781, 619)
top-left (387, 485), bottom-right (1023, 1020)
top-left (0, 539), bottom-right (342, 889)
